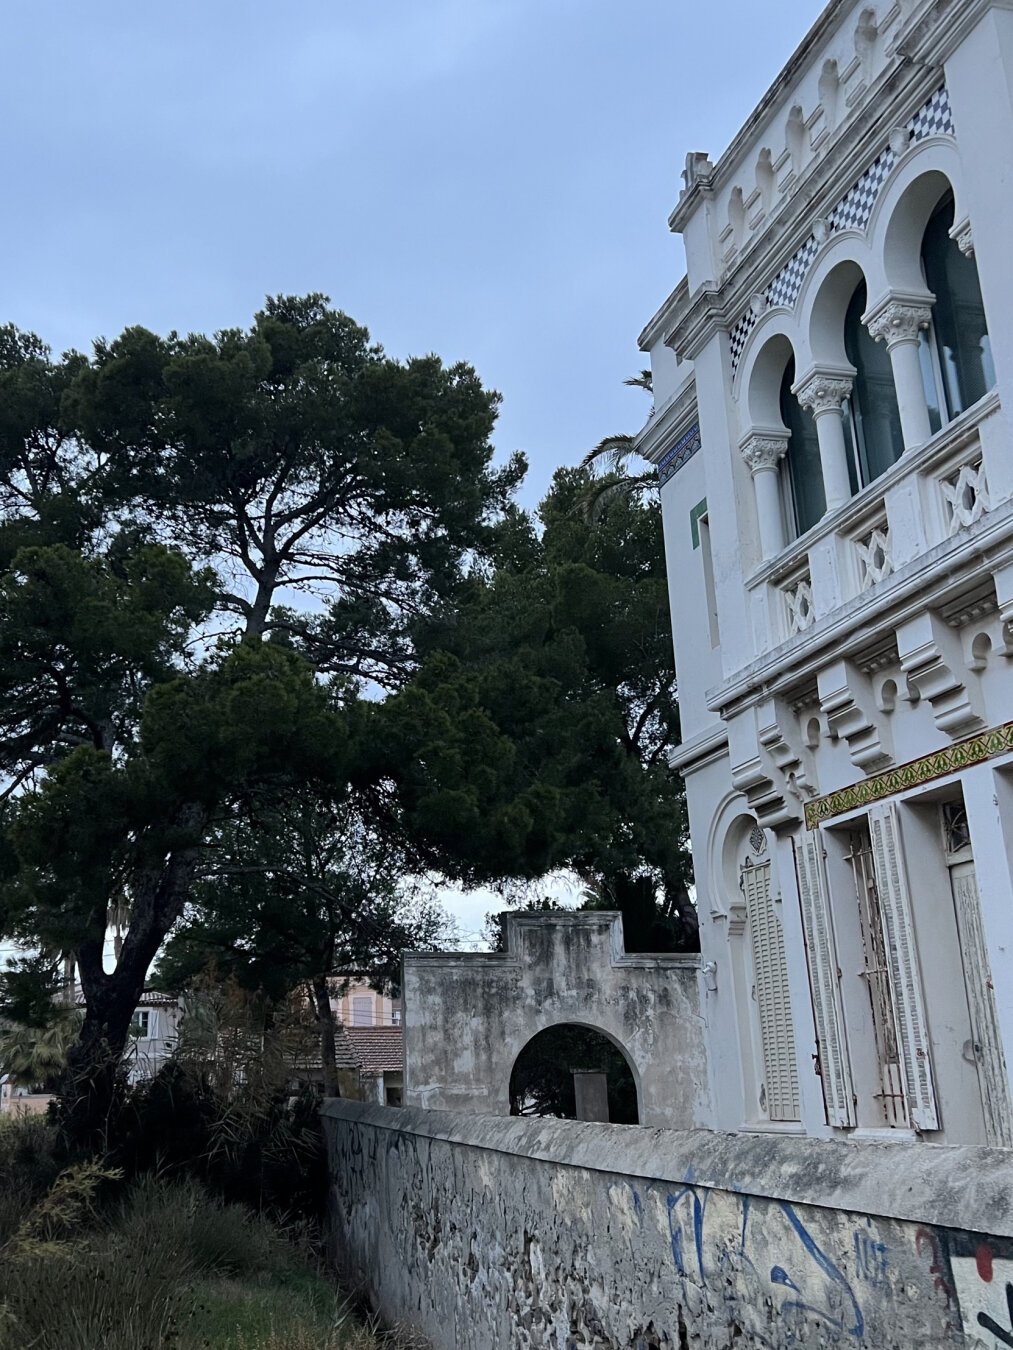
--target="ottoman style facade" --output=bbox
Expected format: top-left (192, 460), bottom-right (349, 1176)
top-left (639, 0), bottom-right (1013, 1148)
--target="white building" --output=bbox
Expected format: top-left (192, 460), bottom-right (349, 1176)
top-left (639, 0), bottom-right (1013, 1149)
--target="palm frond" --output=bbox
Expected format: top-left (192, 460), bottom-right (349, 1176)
top-left (579, 434), bottom-right (636, 475)
top-left (623, 369), bottom-right (653, 394)
top-left (579, 472), bottom-right (658, 524)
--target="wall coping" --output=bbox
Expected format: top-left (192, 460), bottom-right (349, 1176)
top-left (403, 911), bottom-right (702, 973)
top-left (321, 1099), bottom-right (1013, 1238)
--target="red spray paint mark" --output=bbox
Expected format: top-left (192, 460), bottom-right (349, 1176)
top-left (977, 1245), bottom-right (995, 1283)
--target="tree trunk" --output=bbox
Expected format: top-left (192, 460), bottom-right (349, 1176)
top-left (311, 974), bottom-right (340, 1098)
top-left (59, 804), bottom-right (207, 1151)
top-left (60, 967), bottom-right (145, 1151)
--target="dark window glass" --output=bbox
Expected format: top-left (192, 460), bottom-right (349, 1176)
top-left (780, 358), bottom-right (825, 536)
top-left (844, 280), bottom-right (904, 483)
top-left (917, 329), bottom-right (944, 436)
top-left (922, 194), bottom-right (995, 419)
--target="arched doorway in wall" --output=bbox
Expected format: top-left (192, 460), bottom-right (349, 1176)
top-left (508, 1024), bottom-right (640, 1125)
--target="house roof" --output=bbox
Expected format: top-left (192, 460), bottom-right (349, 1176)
top-left (74, 988), bottom-right (179, 1009)
top-left (331, 1023), bottom-right (365, 1071)
top-left (345, 1026), bottom-right (403, 1075)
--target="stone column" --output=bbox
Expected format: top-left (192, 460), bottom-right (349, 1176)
top-left (865, 296), bottom-right (934, 451)
top-left (740, 431), bottom-right (789, 559)
top-left (793, 370), bottom-right (854, 512)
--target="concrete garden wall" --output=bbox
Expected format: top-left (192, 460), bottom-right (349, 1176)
top-left (324, 1098), bottom-right (1013, 1350)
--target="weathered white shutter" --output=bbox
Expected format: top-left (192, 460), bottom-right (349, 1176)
top-left (743, 861), bottom-right (800, 1122)
top-left (868, 803), bottom-right (938, 1131)
top-left (950, 861), bottom-right (1013, 1148)
top-left (793, 830), bottom-right (856, 1127)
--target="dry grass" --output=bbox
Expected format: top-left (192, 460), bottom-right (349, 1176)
top-left (0, 1116), bottom-right (424, 1350)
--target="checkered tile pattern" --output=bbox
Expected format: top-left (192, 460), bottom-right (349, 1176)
top-left (658, 422), bottom-right (702, 485)
top-left (766, 235), bottom-right (820, 310)
top-left (829, 150), bottom-right (893, 233)
top-left (910, 84), bottom-right (953, 139)
top-left (728, 312), bottom-right (757, 371)
top-left (729, 86), bottom-right (952, 374)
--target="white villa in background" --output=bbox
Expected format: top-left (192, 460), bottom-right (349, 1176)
top-left (638, 0), bottom-right (1013, 1147)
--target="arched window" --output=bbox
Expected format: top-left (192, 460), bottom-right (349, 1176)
top-left (780, 358), bottom-right (824, 536)
top-left (921, 193), bottom-right (995, 421)
top-left (843, 280), bottom-right (904, 484)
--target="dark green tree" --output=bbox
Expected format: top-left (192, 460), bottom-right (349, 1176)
top-left (376, 466), bottom-right (696, 949)
top-left (0, 298), bottom-right (522, 1142)
top-left (153, 795), bottom-right (444, 1094)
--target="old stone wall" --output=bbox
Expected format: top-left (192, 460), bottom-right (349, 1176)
top-left (324, 1098), bottom-right (1013, 1350)
top-left (402, 912), bottom-right (709, 1129)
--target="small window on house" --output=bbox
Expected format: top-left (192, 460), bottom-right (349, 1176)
top-left (844, 280), bottom-right (904, 484)
top-left (392, 1007), bottom-right (403, 1026)
top-left (780, 358), bottom-right (825, 537)
top-left (921, 193), bottom-right (995, 420)
top-left (351, 996), bottom-right (373, 1027)
top-left (697, 515), bottom-right (720, 649)
top-left (131, 1010), bottom-right (151, 1037)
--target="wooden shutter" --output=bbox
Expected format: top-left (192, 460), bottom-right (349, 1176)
top-left (868, 803), bottom-right (939, 1131)
top-left (743, 861), bottom-right (800, 1122)
top-left (793, 830), bottom-right (856, 1127)
top-left (950, 861), bottom-right (1013, 1148)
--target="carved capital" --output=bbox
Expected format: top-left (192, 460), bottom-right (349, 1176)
top-left (952, 222), bottom-right (974, 258)
top-left (865, 299), bottom-right (933, 349)
top-left (794, 372), bottom-right (852, 416)
top-left (740, 432), bottom-right (788, 474)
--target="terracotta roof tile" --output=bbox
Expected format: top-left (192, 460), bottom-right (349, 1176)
top-left (331, 1023), bottom-right (364, 1071)
top-left (345, 1026), bottom-right (404, 1074)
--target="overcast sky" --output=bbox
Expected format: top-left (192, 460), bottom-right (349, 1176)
top-left (3, 0), bottom-right (826, 948)
top-left (6, 0), bottom-right (825, 508)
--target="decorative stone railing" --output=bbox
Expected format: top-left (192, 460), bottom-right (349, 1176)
top-left (746, 392), bottom-right (1004, 657)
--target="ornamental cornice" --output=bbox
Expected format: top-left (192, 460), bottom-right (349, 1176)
top-left (740, 430), bottom-right (789, 474)
top-left (668, 286), bottom-right (734, 362)
top-left (635, 378), bottom-right (698, 467)
top-left (865, 297), bottom-right (933, 348)
top-left (638, 277), bottom-right (690, 352)
top-left (793, 370), bottom-right (853, 416)
top-left (893, 0), bottom-right (1013, 72)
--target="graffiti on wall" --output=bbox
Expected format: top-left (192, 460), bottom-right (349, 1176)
top-left (626, 1181), bottom-right (868, 1345)
top-left (945, 1232), bottom-right (1013, 1349)
top-left (325, 1110), bottom-right (1013, 1350)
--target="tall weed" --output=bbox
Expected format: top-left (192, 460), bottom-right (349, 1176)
top-left (116, 1176), bottom-right (290, 1277)
top-left (0, 1115), bottom-right (61, 1243)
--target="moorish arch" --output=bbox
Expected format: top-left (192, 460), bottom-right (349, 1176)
top-left (508, 1019), bottom-right (641, 1124)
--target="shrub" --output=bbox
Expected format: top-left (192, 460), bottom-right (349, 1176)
top-left (0, 1115), bottom-right (62, 1244)
top-left (0, 1159), bottom-right (190, 1350)
top-left (116, 1177), bottom-right (289, 1278)
top-left (108, 1066), bottom-right (328, 1223)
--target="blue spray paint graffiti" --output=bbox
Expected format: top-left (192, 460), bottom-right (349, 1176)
top-left (658, 1183), bottom-right (865, 1341)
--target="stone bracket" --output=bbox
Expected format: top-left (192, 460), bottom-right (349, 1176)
top-left (818, 658), bottom-right (895, 772)
top-left (897, 610), bottom-right (985, 739)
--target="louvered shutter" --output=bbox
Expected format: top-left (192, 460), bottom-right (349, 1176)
top-left (743, 862), bottom-right (800, 1122)
top-left (949, 862), bottom-right (1013, 1147)
top-left (793, 830), bottom-right (856, 1127)
top-left (868, 803), bottom-right (938, 1131)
